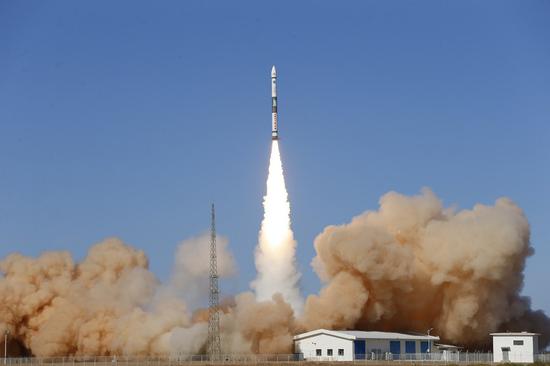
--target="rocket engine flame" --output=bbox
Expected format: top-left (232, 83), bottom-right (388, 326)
top-left (251, 140), bottom-right (303, 314)
top-left (261, 141), bottom-right (292, 247)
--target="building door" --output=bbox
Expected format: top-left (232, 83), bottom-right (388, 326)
top-left (390, 341), bottom-right (401, 358)
top-left (354, 340), bottom-right (366, 360)
top-left (502, 347), bottom-right (510, 362)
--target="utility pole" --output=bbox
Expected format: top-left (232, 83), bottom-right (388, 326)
top-left (4, 329), bottom-right (9, 365)
top-left (427, 328), bottom-right (434, 353)
top-left (207, 204), bottom-right (221, 360)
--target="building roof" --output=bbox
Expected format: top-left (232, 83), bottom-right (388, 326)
top-left (339, 330), bottom-right (439, 341)
top-left (293, 329), bottom-right (356, 341)
top-left (490, 332), bottom-right (540, 336)
top-left (435, 343), bottom-right (463, 350)
top-left (293, 329), bottom-right (440, 341)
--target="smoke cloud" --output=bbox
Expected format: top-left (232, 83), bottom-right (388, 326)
top-left (168, 233), bottom-right (236, 309)
top-left (303, 188), bottom-right (550, 348)
top-left (0, 188), bottom-right (548, 356)
top-left (0, 238), bottom-right (185, 356)
top-left (0, 235), bottom-right (242, 356)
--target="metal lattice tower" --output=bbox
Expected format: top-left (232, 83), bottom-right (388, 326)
top-left (207, 203), bottom-right (221, 359)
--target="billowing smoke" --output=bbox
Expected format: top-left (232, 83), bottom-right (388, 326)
top-left (303, 188), bottom-right (550, 348)
top-left (0, 236), bottom-right (249, 357)
top-left (0, 238), bottom-right (186, 356)
top-left (1, 188), bottom-right (548, 356)
top-left (251, 140), bottom-right (303, 314)
top-left (167, 233), bottom-right (236, 309)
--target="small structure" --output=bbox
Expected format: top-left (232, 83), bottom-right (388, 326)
top-left (434, 343), bottom-right (463, 362)
top-left (293, 329), bottom-right (439, 361)
top-left (491, 332), bottom-right (539, 363)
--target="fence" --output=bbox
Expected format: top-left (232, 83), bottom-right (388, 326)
top-left (326, 353), bottom-right (494, 363)
top-left (1, 353), bottom-right (549, 365)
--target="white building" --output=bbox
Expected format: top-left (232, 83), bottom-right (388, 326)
top-left (492, 332), bottom-right (539, 363)
top-left (293, 329), bottom-right (439, 361)
top-left (434, 343), bottom-right (462, 362)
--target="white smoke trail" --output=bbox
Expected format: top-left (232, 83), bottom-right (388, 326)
top-left (252, 140), bottom-right (303, 314)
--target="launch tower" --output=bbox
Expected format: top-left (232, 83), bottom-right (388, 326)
top-left (207, 204), bottom-right (221, 359)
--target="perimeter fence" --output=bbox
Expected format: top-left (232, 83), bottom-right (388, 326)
top-left (1, 353), bottom-right (550, 365)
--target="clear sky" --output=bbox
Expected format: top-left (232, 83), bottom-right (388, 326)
top-left (1, 1), bottom-right (549, 314)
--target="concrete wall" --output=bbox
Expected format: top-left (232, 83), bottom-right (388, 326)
top-left (294, 334), bottom-right (354, 361)
top-left (493, 335), bottom-right (537, 363)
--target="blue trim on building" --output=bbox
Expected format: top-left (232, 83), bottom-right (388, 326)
top-left (354, 340), bottom-right (366, 359)
top-left (390, 341), bottom-right (401, 354)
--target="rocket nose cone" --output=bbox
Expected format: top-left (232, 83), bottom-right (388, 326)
top-left (271, 65), bottom-right (277, 78)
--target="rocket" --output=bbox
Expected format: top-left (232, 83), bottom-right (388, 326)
top-left (271, 65), bottom-right (278, 140)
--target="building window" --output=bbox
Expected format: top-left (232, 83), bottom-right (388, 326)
top-left (338, 349), bottom-right (344, 356)
top-left (405, 341), bottom-right (416, 354)
top-left (327, 349), bottom-right (333, 356)
top-left (390, 341), bottom-right (401, 354)
top-left (316, 349), bottom-right (322, 356)
top-left (513, 340), bottom-right (524, 345)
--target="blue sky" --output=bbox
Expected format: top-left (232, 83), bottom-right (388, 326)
top-left (1, 1), bottom-right (549, 314)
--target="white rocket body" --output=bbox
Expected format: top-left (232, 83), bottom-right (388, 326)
top-left (271, 66), bottom-right (278, 140)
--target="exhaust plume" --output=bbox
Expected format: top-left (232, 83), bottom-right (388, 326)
top-left (168, 233), bottom-right (236, 309)
top-left (0, 238), bottom-right (187, 356)
top-left (0, 236), bottom-right (239, 356)
top-left (303, 188), bottom-right (550, 348)
top-left (251, 140), bottom-right (303, 314)
top-left (1, 188), bottom-right (548, 356)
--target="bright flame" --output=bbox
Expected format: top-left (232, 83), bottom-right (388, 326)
top-left (252, 140), bottom-right (303, 314)
top-left (262, 141), bottom-right (292, 247)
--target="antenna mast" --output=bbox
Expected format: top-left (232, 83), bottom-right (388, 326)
top-left (207, 204), bottom-right (221, 359)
